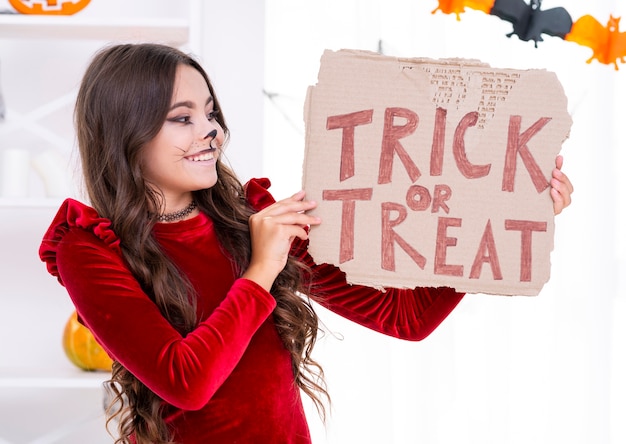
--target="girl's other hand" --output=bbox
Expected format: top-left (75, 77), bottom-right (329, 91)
top-left (551, 155), bottom-right (574, 215)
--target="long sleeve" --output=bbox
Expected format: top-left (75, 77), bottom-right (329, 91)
top-left (245, 178), bottom-right (465, 342)
top-left (40, 200), bottom-right (277, 411)
top-left (295, 242), bottom-right (464, 341)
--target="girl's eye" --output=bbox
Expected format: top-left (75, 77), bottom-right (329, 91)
top-left (168, 115), bottom-right (192, 124)
top-left (207, 109), bottom-right (220, 121)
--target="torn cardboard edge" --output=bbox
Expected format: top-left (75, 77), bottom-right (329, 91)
top-left (302, 49), bottom-right (571, 296)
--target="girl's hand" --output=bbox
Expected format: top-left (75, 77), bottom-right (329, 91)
top-left (551, 155), bottom-right (574, 215)
top-left (242, 190), bottom-right (322, 292)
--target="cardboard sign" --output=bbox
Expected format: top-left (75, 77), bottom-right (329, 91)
top-left (302, 50), bottom-right (572, 296)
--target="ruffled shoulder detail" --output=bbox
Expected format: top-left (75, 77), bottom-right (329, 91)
top-left (39, 198), bottom-right (121, 282)
top-left (244, 177), bottom-right (276, 211)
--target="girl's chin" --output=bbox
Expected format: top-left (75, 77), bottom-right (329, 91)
top-left (196, 177), bottom-right (218, 190)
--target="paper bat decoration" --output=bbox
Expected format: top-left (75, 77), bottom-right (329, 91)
top-left (566, 15), bottom-right (626, 70)
top-left (490, 0), bottom-right (573, 47)
top-left (429, 0), bottom-right (625, 69)
top-left (431, 0), bottom-right (495, 20)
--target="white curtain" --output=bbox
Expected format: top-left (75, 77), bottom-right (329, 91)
top-left (263, 1), bottom-right (625, 443)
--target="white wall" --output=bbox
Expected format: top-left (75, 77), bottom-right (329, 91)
top-left (264, 1), bottom-right (625, 444)
top-left (189, 1), bottom-right (265, 184)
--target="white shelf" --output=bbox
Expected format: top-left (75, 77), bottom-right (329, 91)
top-left (0, 197), bottom-right (64, 208)
top-left (0, 14), bottom-right (189, 45)
top-left (0, 367), bottom-right (109, 389)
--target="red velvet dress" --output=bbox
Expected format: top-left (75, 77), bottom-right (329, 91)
top-left (39, 178), bottom-right (464, 443)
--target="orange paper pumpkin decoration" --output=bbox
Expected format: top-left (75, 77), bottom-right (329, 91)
top-left (62, 311), bottom-right (113, 372)
top-left (9, 0), bottom-right (91, 15)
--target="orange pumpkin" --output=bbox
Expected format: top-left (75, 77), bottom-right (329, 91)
top-left (9, 0), bottom-right (91, 15)
top-left (62, 311), bottom-right (113, 372)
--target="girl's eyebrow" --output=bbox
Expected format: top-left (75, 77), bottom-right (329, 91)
top-left (169, 96), bottom-right (214, 111)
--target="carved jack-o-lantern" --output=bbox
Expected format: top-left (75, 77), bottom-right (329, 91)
top-left (9, 0), bottom-right (91, 15)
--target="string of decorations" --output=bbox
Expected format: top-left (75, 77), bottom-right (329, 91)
top-left (431, 0), bottom-right (626, 70)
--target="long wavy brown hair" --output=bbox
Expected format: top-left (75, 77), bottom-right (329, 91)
top-left (74, 43), bottom-right (328, 444)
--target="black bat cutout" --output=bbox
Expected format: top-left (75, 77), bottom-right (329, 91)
top-left (491, 0), bottom-right (573, 47)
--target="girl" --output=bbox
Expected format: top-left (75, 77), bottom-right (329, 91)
top-left (39, 43), bottom-right (572, 444)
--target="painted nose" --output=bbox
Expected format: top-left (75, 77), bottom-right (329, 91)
top-left (204, 129), bottom-right (218, 140)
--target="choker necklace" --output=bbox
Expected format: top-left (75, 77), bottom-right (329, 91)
top-left (158, 201), bottom-right (197, 223)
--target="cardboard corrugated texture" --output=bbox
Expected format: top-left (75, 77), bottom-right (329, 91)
top-left (302, 49), bottom-right (572, 296)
